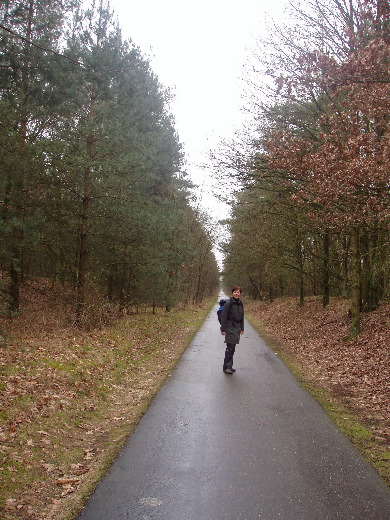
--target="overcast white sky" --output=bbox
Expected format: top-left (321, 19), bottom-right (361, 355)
top-left (110, 1), bottom-right (287, 263)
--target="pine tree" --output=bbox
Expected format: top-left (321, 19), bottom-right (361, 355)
top-left (0, 0), bottom-right (80, 313)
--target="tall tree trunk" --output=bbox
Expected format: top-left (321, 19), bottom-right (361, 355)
top-left (9, 166), bottom-right (24, 314)
top-left (298, 240), bottom-right (304, 306)
top-left (349, 228), bottom-right (361, 338)
top-left (75, 187), bottom-right (90, 325)
top-left (361, 226), bottom-right (380, 312)
top-left (269, 279), bottom-right (274, 303)
top-left (342, 235), bottom-right (350, 298)
top-left (194, 251), bottom-right (208, 304)
top-left (322, 229), bottom-right (330, 307)
top-left (249, 276), bottom-right (262, 300)
top-left (8, 0), bottom-right (34, 314)
top-left (75, 79), bottom-right (97, 326)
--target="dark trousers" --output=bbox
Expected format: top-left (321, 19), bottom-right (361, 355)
top-left (223, 343), bottom-right (236, 370)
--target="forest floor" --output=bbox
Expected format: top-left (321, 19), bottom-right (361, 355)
top-left (0, 282), bottom-right (389, 520)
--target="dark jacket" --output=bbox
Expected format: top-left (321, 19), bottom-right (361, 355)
top-left (220, 297), bottom-right (244, 344)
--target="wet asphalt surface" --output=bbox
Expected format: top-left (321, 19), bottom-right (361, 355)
top-left (77, 294), bottom-right (390, 520)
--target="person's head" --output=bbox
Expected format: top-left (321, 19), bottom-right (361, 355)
top-left (232, 286), bottom-right (242, 298)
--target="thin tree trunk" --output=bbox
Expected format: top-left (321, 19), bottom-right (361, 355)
top-left (8, 0), bottom-right (34, 314)
top-left (361, 226), bottom-right (380, 312)
top-left (269, 280), bottom-right (274, 303)
top-left (322, 229), bottom-right (330, 308)
top-left (342, 235), bottom-right (350, 298)
top-left (75, 79), bottom-right (97, 326)
top-left (249, 276), bottom-right (262, 300)
top-left (299, 240), bottom-right (304, 306)
top-left (349, 228), bottom-right (361, 338)
top-left (194, 251), bottom-right (208, 304)
top-left (75, 188), bottom-right (89, 325)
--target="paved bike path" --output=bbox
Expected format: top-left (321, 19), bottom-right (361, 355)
top-left (77, 295), bottom-right (390, 519)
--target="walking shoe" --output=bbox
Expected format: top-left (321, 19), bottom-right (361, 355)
top-left (224, 368), bottom-right (233, 374)
top-left (231, 368), bottom-right (236, 372)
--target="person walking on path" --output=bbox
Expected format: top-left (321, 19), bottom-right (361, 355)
top-left (220, 286), bottom-right (244, 374)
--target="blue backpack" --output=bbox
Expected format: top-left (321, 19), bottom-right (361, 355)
top-left (217, 299), bottom-right (226, 324)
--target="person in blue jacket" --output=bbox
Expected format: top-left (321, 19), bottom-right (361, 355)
top-left (220, 286), bottom-right (244, 374)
